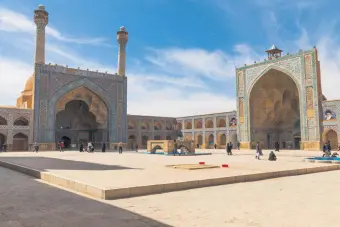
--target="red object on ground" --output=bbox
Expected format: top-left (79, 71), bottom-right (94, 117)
top-left (199, 162), bottom-right (205, 165)
top-left (221, 164), bottom-right (229, 168)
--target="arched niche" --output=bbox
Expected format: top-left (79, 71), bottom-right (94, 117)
top-left (219, 133), bottom-right (226, 145)
top-left (249, 69), bottom-right (300, 149)
top-left (55, 86), bottom-right (108, 129)
top-left (205, 119), bottom-right (214, 128)
top-left (322, 129), bottom-right (338, 150)
top-left (176, 122), bottom-right (183, 130)
top-left (217, 118), bottom-right (226, 128)
top-left (207, 134), bottom-right (214, 145)
top-left (14, 117), bottom-right (29, 126)
top-left (13, 133), bottom-right (28, 151)
top-left (141, 121), bottom-right (150, 130)
top-left (0, 116), bottom-right (7, 125)
top-left (142, 134), bottom-right (149, 146)
top-left (154, 121), bottom-right (162, 130)
top-left (195, 134), bottom-right (203, 145)
top-left (194, 119), bottom-right (202, 129)
top-left (184, 121), bottom-right (192, 130)
top-left (128, 121), bottom-right (137, 130)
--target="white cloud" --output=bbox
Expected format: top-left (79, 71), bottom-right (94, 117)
top-left (0, 7), bottom-right (108, 45)
top-left (127, 77), bottom-right (236, 117)
top-left (0, 58), bottom-right (32, 105)
top-left (316, 36), bottom-right (340, 100)
top-left (145, 45), bottom-right (259, 81)
top-left (0, 29), bottom-right (236, 116)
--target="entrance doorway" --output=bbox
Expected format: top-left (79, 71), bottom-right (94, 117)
top-left (61, 136), bottom-right (71, 148)
top-left (323, 129), bottom-right (338, 150)
top-left (55, 87), bottom-right (109, 149)
top-left (249, 69), bottom-right (300, 149)
top-left (128, 135), bottom-right (136, 149)
top-left (0, 133), bottom-right (6, 146)
top-left (13, 133), bottom-right (28, 151)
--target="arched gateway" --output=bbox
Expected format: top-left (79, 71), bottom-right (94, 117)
top-left (236, 46), bottom-right (323, 150)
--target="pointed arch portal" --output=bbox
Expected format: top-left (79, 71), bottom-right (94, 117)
top-left (249, 69), bottom-right (300, 149)
top-left (54, 86), bottom-right (109, 149)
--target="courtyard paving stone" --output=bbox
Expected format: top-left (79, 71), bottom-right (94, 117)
top-left (0, 149), bottom-right (333, 190)
top-left (0, 167), bottom-right (171, 227)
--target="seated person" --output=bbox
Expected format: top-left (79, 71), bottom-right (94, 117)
top-left (331, 152), bottom-right (339, 158)
top-left (268, 151), bottom-right (277, 161)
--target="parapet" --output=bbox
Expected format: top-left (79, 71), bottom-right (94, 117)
top-left (35, 63), bottom-right (125, 80)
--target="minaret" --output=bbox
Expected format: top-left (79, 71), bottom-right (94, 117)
top-left (117, 26), bottom-right (128, 76)
top-left (34, 4), bottom-right (48, 64)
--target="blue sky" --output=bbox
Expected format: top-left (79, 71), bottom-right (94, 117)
top-left (1, 0), bottom-right (340, 117)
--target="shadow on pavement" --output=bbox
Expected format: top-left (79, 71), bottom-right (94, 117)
top-left (0, 167), bottom-right (171, 227)
top-left (0, 157), bottom-right (140, 171)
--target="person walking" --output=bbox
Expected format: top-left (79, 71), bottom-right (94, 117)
top-left (59, 141), bottom-right (64, 152)
top-left (87, 141), bottom-right (93, 153)
top-left (102, 143), bottom-right (106, 153)
top-left (237, 141), bottom-right (240, 150)
top-left (118, 142), bottom-right (123, 154)
top-left (135, 144), bottom-right (138, 152)
top-left (255, 142), bottom-right (261, 160)
top-left (226, 142), bottom-right (232, 155)
top-left (34, 142), bottom-right (39, 153)
top-left (79, 143), bottom-right (83, 152)
top-left (173, 140), bottom-right (178, 156)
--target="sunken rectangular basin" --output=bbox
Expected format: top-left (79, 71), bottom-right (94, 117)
top-left (166, 164), bottom-right (220, 170)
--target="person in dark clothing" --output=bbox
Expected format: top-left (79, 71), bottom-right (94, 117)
top-left (226, 142), bottom-right (233, 155)
top-left (255, 142), bottom-right (261, 160)
top-left (327, 141), bottom-right (331, 152)
top-left (118, 142), bottom-right (123, 154)
top-left (275, 141), bottom-right (280, 152)
top-left (214, 144), bottom-right (217, 149)
top-left (102, 143), bottom-right (106, 152)
top-left (91, 142), bottom-right (95, 152)
top-left (79, 143), bottom-right (83, 152)
top-left (268, 151), bottom-right (277, 161)
top-left (135, 144), bottom-right (138, 152)
top-left (237, 141), bottom-right (240, 150)
top-left (173, 140), bottom-right (178, 156)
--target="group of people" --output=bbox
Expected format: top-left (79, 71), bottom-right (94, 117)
top-left (256, 141), bottom-right (277, 161)
top-left (79, 141), bottom-right (124, 153)
top-left (322, 140), bottom-right (339, 157)
top-left (78, 141), bottom-right (95, 153)
top-left (226, 142), bottom-right (234, 155)
top-left (31, 141), bottom-right (125, 153)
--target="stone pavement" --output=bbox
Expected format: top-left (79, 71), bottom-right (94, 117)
top-left (0, 150), bottom-right (339, 226)
top-left (0, 167), bottom-right (170, 227)
top-left (0, 149), bottom-right (329, 189)
top-left (110, 170), bottom-right (340, 227)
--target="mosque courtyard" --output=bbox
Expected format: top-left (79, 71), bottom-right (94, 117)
top-left (0, 149), bottom-right (340, 226)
